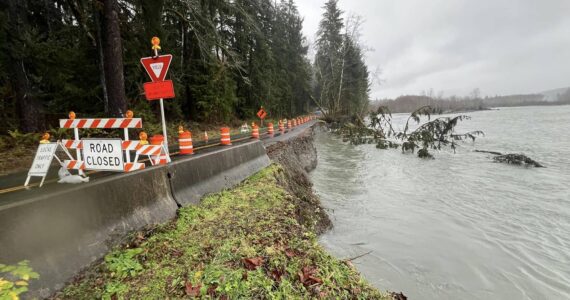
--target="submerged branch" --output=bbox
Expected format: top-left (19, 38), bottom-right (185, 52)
top-left (475, 150), bottom-right (545, 168)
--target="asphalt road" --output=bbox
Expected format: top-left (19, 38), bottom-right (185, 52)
top-left (0, 120), bottom-right (316, 205)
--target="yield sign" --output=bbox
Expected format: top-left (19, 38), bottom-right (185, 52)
top-left (140, 54), bottom-right (172, 82)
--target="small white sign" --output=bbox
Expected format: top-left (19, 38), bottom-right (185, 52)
top-left (82, 139), bottom-right (124, 171)
top-left (28, 143), bottom-right (58, 176)
top-left (150, 62), bottom-right (163, 78)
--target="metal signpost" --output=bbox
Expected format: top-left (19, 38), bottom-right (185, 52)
top-left (140, 37), bottom-right (174, 155)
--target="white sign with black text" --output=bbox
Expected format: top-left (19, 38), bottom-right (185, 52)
top-left (28, 143), bottom-right (58, 176)
top-left (25, 143), bottom-right (58, 187)
top-left (82, 139), bottom-right (124, 171)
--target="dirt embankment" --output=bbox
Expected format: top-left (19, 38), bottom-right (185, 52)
top-left (266, 126), bottom-right (331, 234)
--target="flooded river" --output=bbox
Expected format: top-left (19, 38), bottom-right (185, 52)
top-left (312, 105), bottom-right (570, 299)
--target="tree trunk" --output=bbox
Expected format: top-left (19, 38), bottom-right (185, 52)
top-left (93, 3), bottom-right (109, 113)
top-left (101, 0), bottom-right (127, 116)
top-left (7, 0), bottom-right (43, 132)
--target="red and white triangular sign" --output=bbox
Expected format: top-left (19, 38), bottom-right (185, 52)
top-left (140, 54), bottom-right (172, 82)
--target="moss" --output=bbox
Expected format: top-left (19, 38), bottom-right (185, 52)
top-left (55, 164), bottom-right (389, 299)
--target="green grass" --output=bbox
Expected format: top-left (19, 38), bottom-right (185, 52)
top-left (58, 164), bottom-right (389, 299)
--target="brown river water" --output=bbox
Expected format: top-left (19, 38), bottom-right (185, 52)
top-left (312, 105), bottom-right (570, 299)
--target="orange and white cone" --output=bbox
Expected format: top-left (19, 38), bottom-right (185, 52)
top-left (251, 124), bottom-right (259, 139)
top-left (178, 131), bottom-right (194, 155)
top-left (220, 127), bottom-right (232, 145)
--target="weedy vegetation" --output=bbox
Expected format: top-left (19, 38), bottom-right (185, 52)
top-left (55, 165), bottom-right (390, 299)
top-left (0, 260), bottom-right (40, 300)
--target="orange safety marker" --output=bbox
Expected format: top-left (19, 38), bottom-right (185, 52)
top-left (149, 135), bottom-right (170, 165)
top-left (287, 120), bottom-right (292, 130)
top-left (293, 119), bottom-right (297, 127)
top-left (278, 120), bottom-right (285, 133)
top-left (203, 131), bottom-right (209, 143)
top-left (251, 124), bottom-right (259, 139)
top-left (178, 128), bottom-right (194, 155)
top-left (220, 127), bottom-right (232, 145)
top-left (267, 123), bottom-right (274, 136)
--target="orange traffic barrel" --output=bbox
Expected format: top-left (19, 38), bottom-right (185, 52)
top-left (203, 131), bottom-right (209, 143)
top-left (220, 127), bottom-right (232, 145)
top-left (178, 131), bottom-right (194, 155)
top-left (279, 120), bottom-right (285, 133)
top-left (287, 120), bottom-right (292, 130)
top-left (150, 135), bottom-right (168, 165)
top-left (293, 119), bottom-right (297, 127)
top-left (268, 123), bottom-right (274, 136)
top-left (252, 124), bottom-right (259, 139)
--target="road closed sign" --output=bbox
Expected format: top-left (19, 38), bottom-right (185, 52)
top-left (82, 139), bottom-right (124, 171)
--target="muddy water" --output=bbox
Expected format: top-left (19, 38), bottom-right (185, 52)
top-left (312, 106), bottom-right (570, 299)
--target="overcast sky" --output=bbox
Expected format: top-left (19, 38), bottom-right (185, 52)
top-left (296, 0), bottom-right (570, 99)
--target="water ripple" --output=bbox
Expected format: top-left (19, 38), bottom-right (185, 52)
top-left (314, 106), bottom-right (570, 299)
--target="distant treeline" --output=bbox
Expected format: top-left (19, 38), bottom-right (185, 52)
top-left (371, 89), bottom-right (570, 113)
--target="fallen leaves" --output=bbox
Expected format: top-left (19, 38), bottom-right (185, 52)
top-left (184, 282), bottom-right (201, 297)
top-left (269, 268), bottom-right (284, 282)
top-left (285, 248), bottom-right (297, 258)
top-left (298, 266), bottom-right (323, 287)
top-left (243, 257), bottom-right (264, 270)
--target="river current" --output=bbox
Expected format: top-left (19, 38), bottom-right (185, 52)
top-left (312, 105), bottom-right (570, 299)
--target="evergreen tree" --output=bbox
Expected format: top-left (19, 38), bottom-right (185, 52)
top-left (313, 0), bottom-right (370, 119)
top-left (0, 0), bottom-right (318, 132)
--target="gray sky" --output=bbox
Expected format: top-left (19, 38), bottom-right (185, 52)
top-left (297, 0), bottom-right (570, 99)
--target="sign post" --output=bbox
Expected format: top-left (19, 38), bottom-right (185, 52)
top-left (256, 107), bottom-right (267, 127)
top-left (141, 37), bottom-right (174, 155)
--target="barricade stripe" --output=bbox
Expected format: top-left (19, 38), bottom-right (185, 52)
top-left (103, 119), bottom-right (114, 128)
top-left (120, 119), bottom-right (131, 128)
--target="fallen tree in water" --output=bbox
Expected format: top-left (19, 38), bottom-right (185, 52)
top-left (336, 106), bottom-right (484, 159)
top-left (475, 150), bottom-right (545, 167)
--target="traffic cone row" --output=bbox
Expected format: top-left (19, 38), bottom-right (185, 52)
top-left (152, 114), bottom-right (317, 166)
